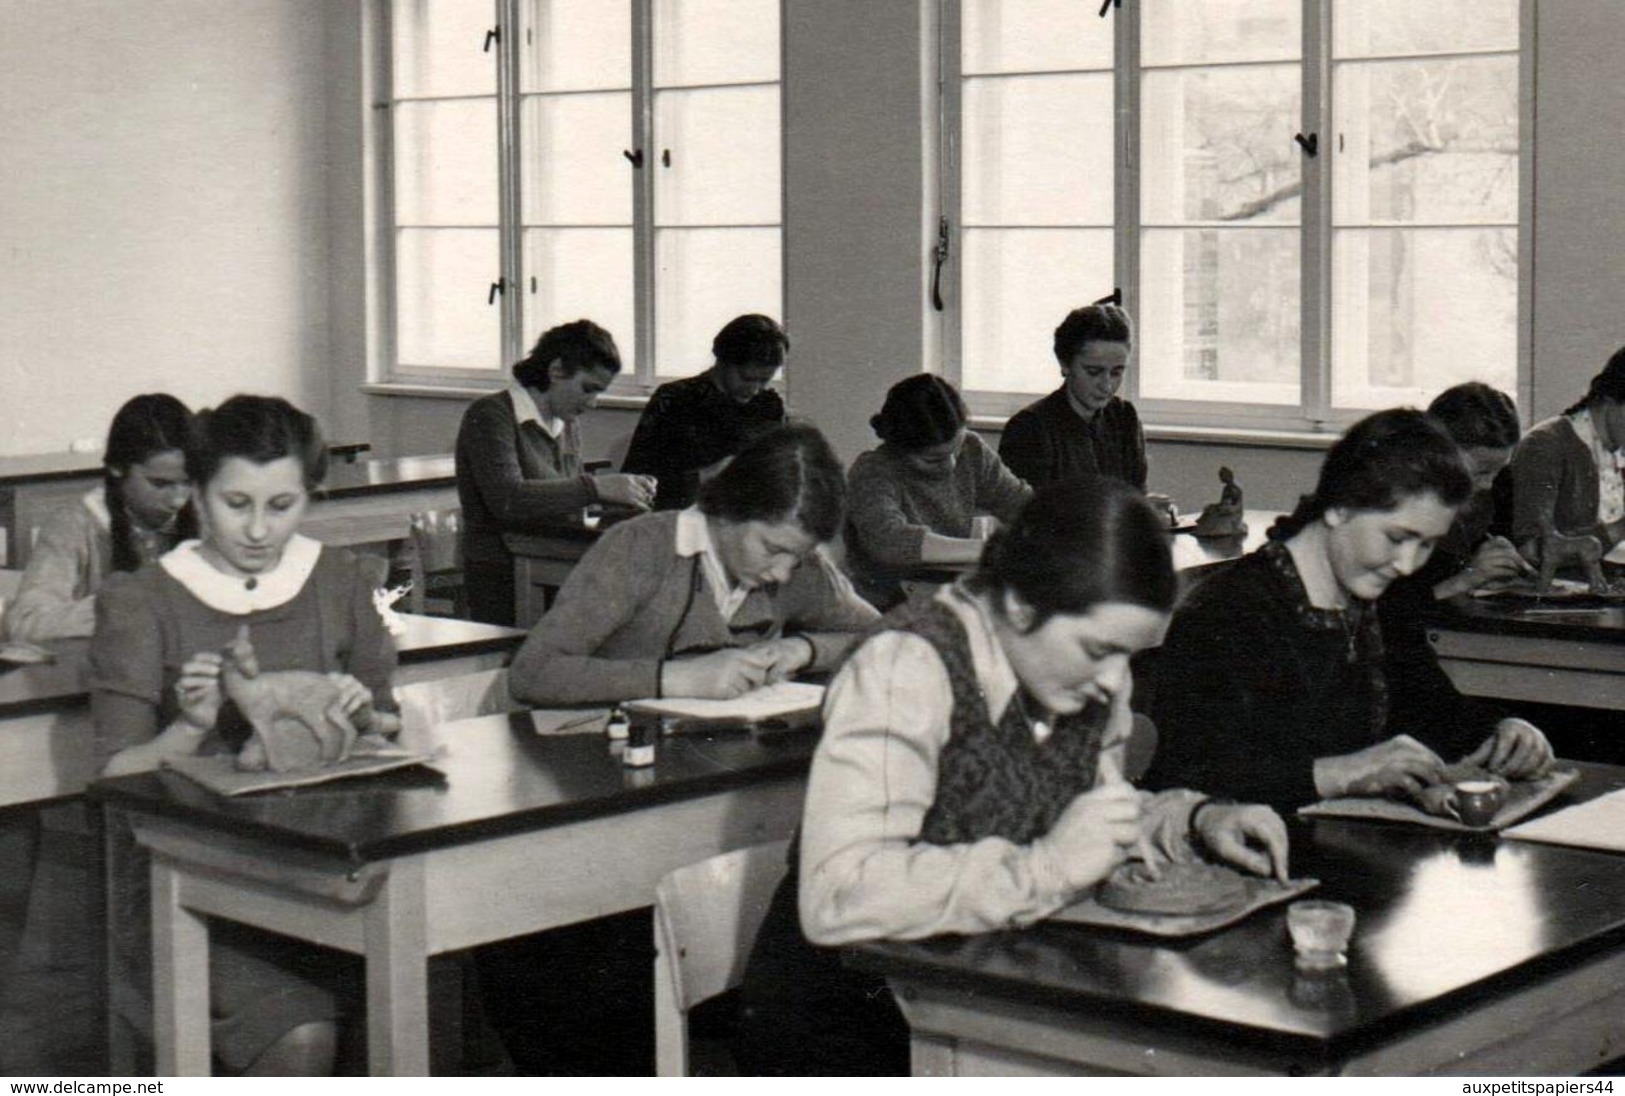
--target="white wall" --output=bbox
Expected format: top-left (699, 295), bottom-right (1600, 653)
top-left (0, 0), bottom-right (337, 456)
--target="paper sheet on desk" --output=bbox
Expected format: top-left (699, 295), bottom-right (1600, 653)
top-left (624, 680), bottom-right (825, 723)
top-left (163, 748), bottom-right (437, 796)
top-left (1504, 788), bottom-right (1625, 852)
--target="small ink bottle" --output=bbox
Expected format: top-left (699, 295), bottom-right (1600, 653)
top-left (623, 718), bottom-right (656, 768)
top-left (604, 706), bottom-right (631, 741)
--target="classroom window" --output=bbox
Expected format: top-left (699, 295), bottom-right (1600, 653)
top-left (941, 0), bottom-right (1524, 430)
top-left (374, 0), bottom-right (782, 386)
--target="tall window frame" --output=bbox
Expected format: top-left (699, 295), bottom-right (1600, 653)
top-left (366, 0), bottom-right (784, 390)
top-left (938, 0), bottom-right (1532, 433)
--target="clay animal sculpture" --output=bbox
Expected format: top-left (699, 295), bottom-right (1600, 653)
top-left (1534, 517), bottom-right (1607, 595)
top-left (1096, 860), bottom-right (1250, 916)
top-left (1191, 466), bottom-right (1247, 538)
top-left (222, 626), bottom-right (366, 773)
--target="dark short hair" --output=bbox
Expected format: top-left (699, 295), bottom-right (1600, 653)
top-left (1272, 408), bottom-right (1473, 540)
top-left (870, 374), bottom-right (968, 450)
top-left (969, 476), bottom-right (1176, 631)
top-left (187, 395), bottom-right (328, 492)
top-left (104, 393), bottom-right (196, 572)
top-left (712, 314), bottom-right (789, 371)
top-left (1053, 303), bottom-right (1135, 367)
top-left (512, 319), bottom-right (623, 391)
top-left (698, 421), bottom-right (846, 543)
top-left (1565, 345), bottom-right (1625, 415)
top-left (1428, 383), bottom-right (1520, 450)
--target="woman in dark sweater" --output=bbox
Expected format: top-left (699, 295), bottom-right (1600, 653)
top-left (1146, 408), bottom-right (1553, 812)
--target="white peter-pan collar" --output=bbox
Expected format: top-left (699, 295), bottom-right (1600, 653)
top-left (673, 506), bottom-right (749, 620)
top-left (160, 534), bottom-right (323, 614)
top-left (508, 383), bottom-right (566, 441)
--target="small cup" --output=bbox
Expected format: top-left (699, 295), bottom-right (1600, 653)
top-left (1145, 493), bottom-right (1180, 529)
top-left (1287, 900), bottom-right (1356, 970)
top-left (1451, 780), bottom-right (1506, 828)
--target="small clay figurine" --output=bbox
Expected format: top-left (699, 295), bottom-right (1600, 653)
top-left (1534, 518), bottom-right (1608, 595)
top-left (1192, 466), bottom-right (1247, 538)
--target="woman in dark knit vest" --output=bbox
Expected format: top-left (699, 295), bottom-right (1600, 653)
top-left (734, 477), bottom-right (1289, 1076)
top-left (1145, 408), bottom-right (1554, 814)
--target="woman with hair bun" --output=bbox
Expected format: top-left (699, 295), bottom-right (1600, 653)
top-left (1146, 408), bottom-right (1553, 813)
top-left (734, 477), bottom-right (1288, 1076)
top-left (844, 374), bottom-right (1032, 609)
top-left (5, 393), bottom-right (195, 641)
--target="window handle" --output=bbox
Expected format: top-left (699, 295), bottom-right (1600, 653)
top-left (1093, 287), bottom-right (1122, 307)
top-left (488, 278), bottom-right (505, 305)
top-left (623, 148), bottom-right (644, 168)
top-left (1294, 132), bottom-right (1319, 157)
top-left (1098, 0), bottom-right (1119, 15)
top-left (930, 215), bottom-right (950, 312)
top-left (483, 27), bottom-right (499, 53)
top-left (662, 149), bottom-right (671, 168)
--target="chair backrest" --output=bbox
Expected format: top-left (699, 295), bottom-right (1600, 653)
top-left (408, 509), bottom-right (463, 613)
top-left (394, 667), bottom-right (516, 746)
top-left (653, 838), bottom-right (791, 1077)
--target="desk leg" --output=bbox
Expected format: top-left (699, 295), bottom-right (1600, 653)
top-left (151, 857), bottom-right (211, 1076)
top-left (365, 857), bottom-right (430, 1076)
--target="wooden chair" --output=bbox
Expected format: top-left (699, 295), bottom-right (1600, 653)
top-left (653, 838), bottom-right (790, 1076)
top-left (407, 508), bottom-right (465, 617)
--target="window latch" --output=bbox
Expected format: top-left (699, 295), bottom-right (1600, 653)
top-left (930, 215), bottom-right (950, 312)
top-left (623, 148), bottom-right (645, 168)
top-left (483, 27), bottom-right (499, 53)
top-left (488, 278), bottom-right (505, 305)
top-left (1093, 287), bottom-right (1122, 307)
top-left (1294, 132), bottom-right (1319, 157)
top-left (1097, 0), bottom-right (1120, 16)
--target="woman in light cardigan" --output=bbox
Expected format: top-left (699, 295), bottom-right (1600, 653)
top-left (508, 421), bottom-right (879, 706)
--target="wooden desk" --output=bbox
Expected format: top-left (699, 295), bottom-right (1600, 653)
top-left (1168, 509), bottom-right (1274, 574)
top-left (0, 614), bottom-right (522, 810)
top-left (505, 522), bottom-right (602, 630)
top-left (1425, 598), bottom-right (1625, 710)
top-left (91, 717), bottom-right (812, 1075)
top-left (853, 763), bottom-right (1625, 1076)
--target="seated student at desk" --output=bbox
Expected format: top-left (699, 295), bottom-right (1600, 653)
top-left (1507, 346), bottom-right (1625, 563)
top-left (92, 395), bottom-right (399, 1075)
top-left (5, 393), bottom-right (194, 641)
top-left (998, 302), bottom-right (1147, 492)
top-left (844, 374), bottom-right (1032, 610)
top-left (1145, 409), bottom-right (1553, 814)
top-left (621, 313), bottom-right (789, 510)
top-left (508, 422), bottom-right (879, 707)
top-left (733, 478), bottom-right (1288, 1076)
top-left (455, 319), bottom-right (656, 626)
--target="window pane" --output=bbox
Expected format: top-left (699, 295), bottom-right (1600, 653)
top-left (962, 0), bottom-right (1111, 75)
top-left (520, 92), bottom-right (632, 224)
top-left (395, 228), bottom-right (502, 370)
top-left (1331, 228), bottom-right (1516, 409)
top-left (393, 99), bottom-right (498, 225)
top-left (653, 0), bottom-right (778, 87)
top-left (522, 228), bottom-right (636, 368)
top-left (653, 86), bottom-right (780, 227)
top-left (654, 228), bottom-right (781, 377)
top-left (1142, 65), bottom-right (1301, 226)
top-left (1334, 0), bottom-right (1517, 59)
top-left (962, 73), bottom-right (1113, 226)
top-left (1139, 228), bottom-right (1301, 405)
top-left (519, 0), bottom-right (630, 92)
top-left (960, 228), bottom-right (1113, 394)
top-left (391, 0), bottom-right (496, 98)
top-left (1332, 56), bottom-right (1518, 226)
top-left (1141, 0), bottom-right (1300, 68)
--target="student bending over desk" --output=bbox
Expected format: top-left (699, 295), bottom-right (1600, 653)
top-left (508, 422), bottom-right (879, 707)
top-left (92, 395), bottom-right (399, 1075)
top-left (1145, 409), bottom-right (1553, 814)
top-left (733, 478), bottom-right (1288, 1076)
top-left (5, 393), bottom-right (195, 641)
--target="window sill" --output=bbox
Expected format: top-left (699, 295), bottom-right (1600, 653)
top-left (969, 413), bottom-right (1339, 452)
top-left (361, 382), bottom-right (652, 411)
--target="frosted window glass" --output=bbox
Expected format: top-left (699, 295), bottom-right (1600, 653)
top-left (1334, 0), bottom-right (1517, 59)
top-left (1141, 65), bottom-right (1300, 226)
top-left (962, 73), bottom-right (1113, 227)
top-left (1141, 0), bottom-right (1300, 67)
top-left (519, 0), bottom-right (631, 92)
top-left (391, 0), bottom-right (497, 98)
top-left (394, 99), bottom-right (498, 226)
top-left (522, 228), bottom-right (636, 368)
top-left (520, 92), bottom-right (633, 225)
top-left (1331, 227), bottom-right (1517, 409)
top-left (653, 86), bottom-right (780, 227)
top-left (960, 228), bottom-right (1113, 395)
top-left (1138, 228), bottom-right (1300, 405)
top-left (395, 228), bottom-right (502, 370)
top-left (962, 0), bottom-right (1111, 75)
top-left (654, 229), bottom-right (781, 377)
top-left (653, 0), bottom-right (778, 87)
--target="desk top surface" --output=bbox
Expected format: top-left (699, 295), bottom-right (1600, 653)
top-left (0, 614), bottom-right (523, 716)
top-left (1429, 593), bottom-right (1625, 643)
top-left (90, 714), bottom-right (815, 862)
top-left (312, 454), bottom-right (456, 499)
top-left (852, 762), bottom-right (1625, 1064)
top-left (0, 447), bottom-right (411, 490)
